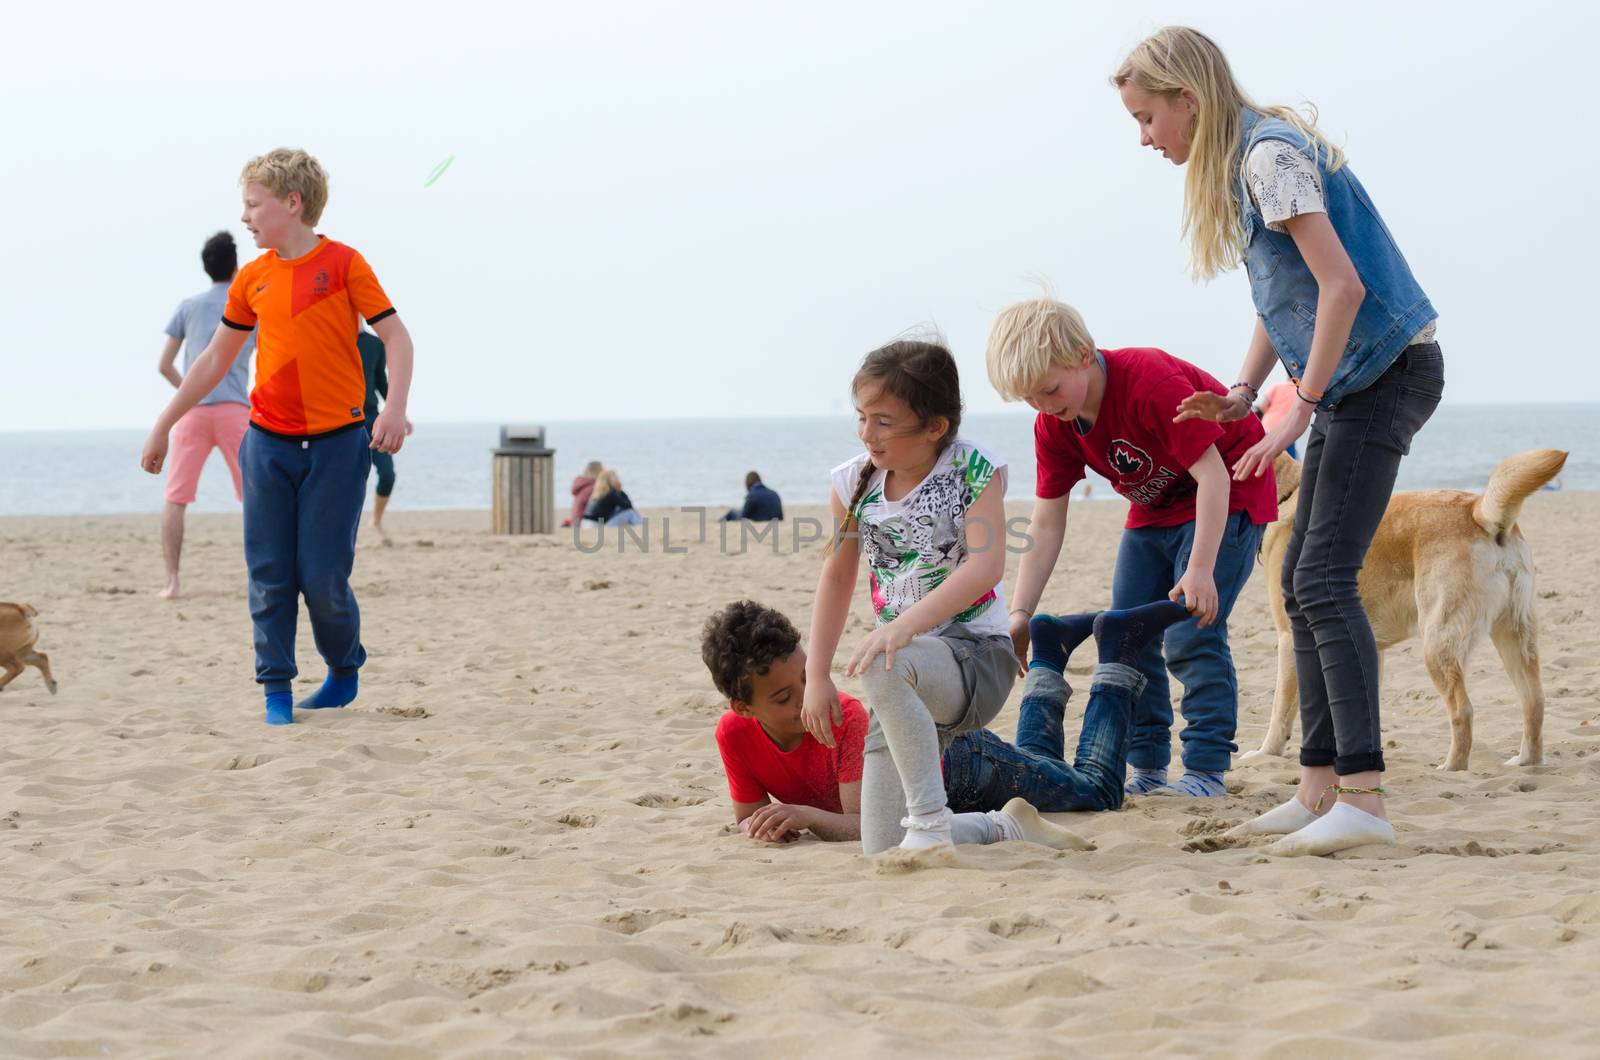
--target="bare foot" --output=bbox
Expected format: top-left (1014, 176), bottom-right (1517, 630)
top-left (373, 522), bottom-right (392, 547)
top-left (158, 581), bottom-right (181, 600)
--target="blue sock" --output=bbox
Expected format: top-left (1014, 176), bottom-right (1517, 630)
top-left (1173, 770), bottom-right (1228, 797)
top-left (296, 671), bottom-right (359, 710)
top-left (1094, 600), bottom-right (1192, 666)
top-left (1028, 612), bottom-right (1096, 673)
top-left (1124, 768), bottom-right (1169, 795)
top-left (265, 691), bottom-right (294, 726)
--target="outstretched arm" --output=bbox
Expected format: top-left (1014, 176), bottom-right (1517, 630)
top-left (140, 324), bottom-right (250, 473)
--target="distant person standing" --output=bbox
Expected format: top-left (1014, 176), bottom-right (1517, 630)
top-left (357, 326), bottom-right (412, 544)
top-left (155, 231), bottom-right (257, 599)
top-left (723, 470), bottom-right (784, 522)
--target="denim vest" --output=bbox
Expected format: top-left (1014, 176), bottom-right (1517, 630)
top-left (1237, 109), bottom-right (1435, 408)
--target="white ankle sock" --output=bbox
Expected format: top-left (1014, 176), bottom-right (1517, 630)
top-left (1230, 796), bottom-right (1319, 837)
top-left (990, 799), bottom-right (1093, 850)
top-left (1266, 802), bottom-right (1395, 857)
top-left (898, 807), bottom-right (954, 850)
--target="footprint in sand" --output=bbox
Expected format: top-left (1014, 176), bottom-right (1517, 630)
top-left (377, 705), bottom-right (430, 718)
top-left (211, 752), bottom-right (276, 771)
top-left (629, 792), bottom-right (709, 808)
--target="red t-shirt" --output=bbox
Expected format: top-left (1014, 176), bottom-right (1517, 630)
top-left (715, 692), bottom-right (866, 813)
top-left (1035, 348), bottom-right (1278, 529)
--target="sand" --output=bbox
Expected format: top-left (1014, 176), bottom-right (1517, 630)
top-left (1, 494), bottom-right (1598, 1058)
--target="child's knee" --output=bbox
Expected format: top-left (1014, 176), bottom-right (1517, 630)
top-left (858, 655), bottom-right (914, 699)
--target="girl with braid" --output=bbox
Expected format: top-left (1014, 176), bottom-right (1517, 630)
top-left (801, 339), bottom-right (1050, 854)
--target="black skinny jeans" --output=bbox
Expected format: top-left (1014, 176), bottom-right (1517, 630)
top-left (1282, 343), bottom-right (1445, 775)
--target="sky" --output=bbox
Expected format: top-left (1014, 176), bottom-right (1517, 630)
top-left (2, 0), bottom-right (1596, 432)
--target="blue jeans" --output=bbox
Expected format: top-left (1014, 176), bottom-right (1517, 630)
top-left (1111, 509), bottom-right (1265, 773)
top-left (1286, 343), bottom-right (1444, 774)
top-left (240, 425), bottom-right (370, 693)
top-left (944, 663), bottom-right (1145, 813)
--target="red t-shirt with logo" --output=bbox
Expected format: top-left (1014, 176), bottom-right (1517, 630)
top-left (1035, 348), bottom-right (1278, 529)
top-left (715, 692), bottom-right (867, 813)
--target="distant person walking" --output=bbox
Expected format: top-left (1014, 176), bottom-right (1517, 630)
top-left (357, 326), bottom-right (412, 544)
top-left (155, 231), bottom-right (257, 599)
top-left (723, 470), bottom-right (784, 522)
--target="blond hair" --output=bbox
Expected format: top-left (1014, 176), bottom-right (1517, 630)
top-left (1110, 26), bottom-right (1344, 281)
top-left (240, 148), bottom-right (330, 226)
top-left (591, 468), bottom-right (621, 502)
top-left (985, 298), bottom-right (1097, 402)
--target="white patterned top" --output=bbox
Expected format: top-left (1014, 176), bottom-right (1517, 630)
top-left (1245, 140), bottom-right (1436, 344)
top-left (829, 438), bottom-right (1010, 638)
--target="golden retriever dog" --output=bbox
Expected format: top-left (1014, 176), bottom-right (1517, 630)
top-left (1244, 448), bottom-right (1567, 771)
top-left (0, 602), bottom-right (58, 694)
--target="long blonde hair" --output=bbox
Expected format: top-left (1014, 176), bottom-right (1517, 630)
top-left (590, 468), bottom-right (621, 502)
top-left (1111, 26), bottom-right (1345, 281)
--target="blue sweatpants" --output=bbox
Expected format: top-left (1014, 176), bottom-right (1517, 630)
top-left (1111, 509), bottom-right (1264, 773)
top-left (240, 425), bottom-right (370, 693)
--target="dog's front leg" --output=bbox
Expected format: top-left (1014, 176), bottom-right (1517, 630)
top-left (1242, 629), bottom-right (1298, 760)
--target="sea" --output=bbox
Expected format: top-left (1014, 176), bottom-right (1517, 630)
top-left (0, 405), bottom-right (1593, 517)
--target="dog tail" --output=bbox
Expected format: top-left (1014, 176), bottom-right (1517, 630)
top-left (1473, 449), bottom-right (1568, 541)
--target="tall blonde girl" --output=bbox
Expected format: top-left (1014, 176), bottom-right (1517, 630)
top-left (1113, 27), bottom-right (1445, 856)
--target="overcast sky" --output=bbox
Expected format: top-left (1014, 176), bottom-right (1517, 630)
top-left (2, 0), bottom-right (1595, 432)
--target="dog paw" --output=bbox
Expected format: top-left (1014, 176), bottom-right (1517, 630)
top-left (1236, 747), bottom-right (1285, 763)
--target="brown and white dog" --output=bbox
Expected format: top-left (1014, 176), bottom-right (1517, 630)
top-left (0, 602), bottom-right (58, 694)
top-left (1244, 448), bottom-right (1567, 771)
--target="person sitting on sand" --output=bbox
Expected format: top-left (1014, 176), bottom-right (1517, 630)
top-left (701, 600), bottom-right (1185, 846)
top-left (584, 469), bottom-right (641, 527)
top-left (564, 460), bottom-right (604, 528)
top-left (722, 470), bottom-right (784, 522)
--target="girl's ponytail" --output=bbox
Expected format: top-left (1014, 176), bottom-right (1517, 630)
top-left (823, 460), bottom-right (876, 559)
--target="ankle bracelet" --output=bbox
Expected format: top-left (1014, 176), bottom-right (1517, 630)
top-left (1313, 784), bottom-right (1387, 813)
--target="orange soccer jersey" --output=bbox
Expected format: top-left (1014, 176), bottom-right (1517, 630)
top-left (222, 237), bottom-right (395, 436)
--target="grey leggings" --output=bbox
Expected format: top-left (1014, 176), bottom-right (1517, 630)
top-left (858, 635), bottom-right (1014, 854)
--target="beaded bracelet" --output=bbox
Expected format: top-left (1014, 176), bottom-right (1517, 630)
top-left (1230, 381), bottom-right (1259, 401)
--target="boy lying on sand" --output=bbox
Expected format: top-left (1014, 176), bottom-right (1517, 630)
top-left (700, 599), bottom-right (1191, 848)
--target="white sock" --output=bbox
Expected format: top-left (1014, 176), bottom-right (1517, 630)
top-left (898, 807), bottom-right (954, 850)
top-left (1266, 802), bottom-right (1395, 857)
top-left (989, 799), bottom-right (1093, 850)
top-left (1229, 796), bottom-right (1320, 838)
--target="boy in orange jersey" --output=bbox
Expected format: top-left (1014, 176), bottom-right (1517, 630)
top-left (141, 148), bottom-right (414, 725)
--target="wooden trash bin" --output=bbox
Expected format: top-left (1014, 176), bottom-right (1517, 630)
top-left (492, 424), bottom-right (556, 534)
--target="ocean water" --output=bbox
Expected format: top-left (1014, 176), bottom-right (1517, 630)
top-left (0, 405), bottom-right (1593, 517)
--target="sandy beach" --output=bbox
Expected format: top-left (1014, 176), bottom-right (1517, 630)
top-left (2, 494), bottom-right (1597, 1057)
